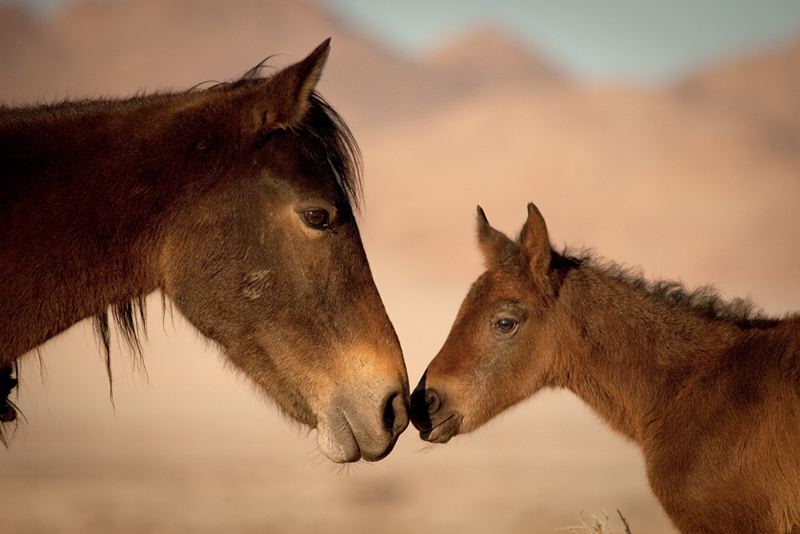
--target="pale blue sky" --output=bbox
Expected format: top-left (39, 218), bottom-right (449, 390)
top-left (8, 0), bottom-right (800, 81)
top-left (324, 0), bottom-right (800, 80)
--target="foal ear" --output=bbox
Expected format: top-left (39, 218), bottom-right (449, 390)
top-left (519, 202), bottom-right (552, 275)
top-left (252, 38), bottom-right (330, 133)
top-left (476, 206), bottom-right (517, 269)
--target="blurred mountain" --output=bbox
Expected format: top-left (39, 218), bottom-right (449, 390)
top-left (3, 0), bottom-right (797, 135)
top-left (0, 0), bottom-right (575, 133)
top-left (675, 38), bottom-right (800, 154)
top-left (0, 0), bottom-right (556, 128)
top-left (0, 4), bottom-right (51, 75)
top-left (0, 0), bottom-right (403, 124)
top-left (0, 4), bottom-right (35, 50)
top-left (423, 27), bottom-right (564, 98)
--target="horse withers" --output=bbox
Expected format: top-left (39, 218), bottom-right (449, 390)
top-left (411, 203), bottom-right (800, 533)
top-left (0, 40), bottom-right (409, 463)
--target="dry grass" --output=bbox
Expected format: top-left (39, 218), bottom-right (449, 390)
top-left (559, 510), bottom-right (633, 534)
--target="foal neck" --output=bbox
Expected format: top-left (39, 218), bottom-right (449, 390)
top-left (551, 264), bottom-right (741, 443)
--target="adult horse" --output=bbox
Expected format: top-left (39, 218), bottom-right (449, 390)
top-left (411, 203), bottom-right (800, 532)
top-left (0, 40), bottom-right (409, 463)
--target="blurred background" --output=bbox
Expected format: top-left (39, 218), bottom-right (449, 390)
top-left (1, 1), bottom-right (799, 532)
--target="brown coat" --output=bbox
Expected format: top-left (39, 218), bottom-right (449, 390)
top-left (412, 203), bottom-right (800, 533)
top-left (1, 40), bottom-right (409, 461)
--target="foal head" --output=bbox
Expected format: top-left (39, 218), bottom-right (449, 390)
top-left (410, 204), bottom-right (562, 443)
top-left (158, 41), bottom-right (408, 462)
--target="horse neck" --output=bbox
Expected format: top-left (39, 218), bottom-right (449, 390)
top-left (547, 265), bottom-right (740, 444)
top-left (0, 93), bottom-right (218, 361)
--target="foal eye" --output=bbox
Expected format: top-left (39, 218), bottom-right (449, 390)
top-left (302, 209), bottom-right (330, 230)
top-left (495, 318), bottom-right (518, 334)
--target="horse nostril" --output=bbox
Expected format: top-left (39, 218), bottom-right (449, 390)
top-left (382, 390), bottom-right (409, 438)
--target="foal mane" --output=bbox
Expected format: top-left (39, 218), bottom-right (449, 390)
top-left (558, 249), bottom-right (782, 329)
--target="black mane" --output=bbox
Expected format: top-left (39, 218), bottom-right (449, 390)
top-left (557, 248), bottom-right (783, 329)
top-left (298, 91), bottom-right (363, 210)
top-left (191, 61), bottom-right (362, 210)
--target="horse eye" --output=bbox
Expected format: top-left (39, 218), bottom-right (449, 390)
top-left (302, 209), bottom-right (330, 230)
top-left (495, 318), bottom-right (518, 334)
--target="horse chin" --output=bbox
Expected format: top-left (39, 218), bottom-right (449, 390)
top-left (315, 402), bottom-right (402, 463)
top-left (316, 411), bottom-right (362, 463)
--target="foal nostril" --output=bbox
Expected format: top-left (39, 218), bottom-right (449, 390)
top-left (382, 390), bottom-right (409, 438)
top-left (424, 389), bottom-right (441, 414)
top-left (410, 384), bottom-right (444, 428)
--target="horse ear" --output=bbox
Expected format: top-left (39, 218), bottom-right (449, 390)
top-left (519, 202), bottom-right (552, 275)
top-left (476, 206), bottom-right (517, 269)
top-left (251, 38), bottom-right (330, 133)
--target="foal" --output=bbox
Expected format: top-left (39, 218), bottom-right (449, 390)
top-left (411, 203), bottom-right (800, 533)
